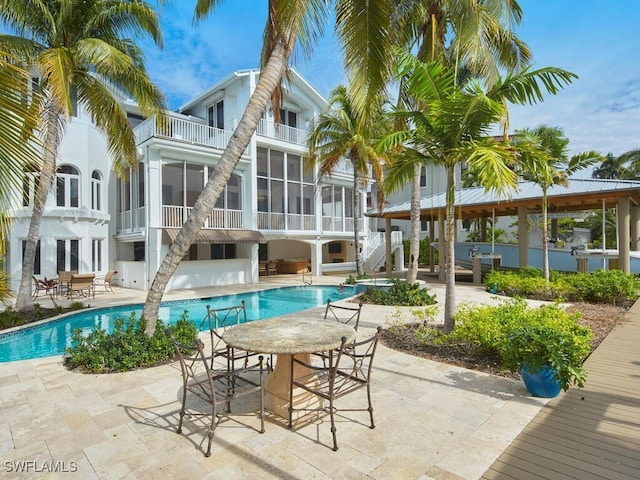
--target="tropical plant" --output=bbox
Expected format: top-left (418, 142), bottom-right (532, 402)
top-left (381, 53), bottom-right (578, 333)
top-left (358, 279), bottom-right (437, 306)
top-left (385, 0), bottom-right (532, 283)
top-left (498, 304), bottom-right (592, 391)
top-left (142, 0), bottom-right (397, 331)
top-left (592, 149), bottom-right (640, 180)
top-left (0, 53), bottom-right (44, 299)
top-left (0, 0), bottom-right (166, 312)
top-left (449, 298), bottom-right (592, 392)
top-left (64, 312), bottom-right (198, 373)
top-left (515, 125), bottom-right (601, 281)
top-left (306, 84), bottom-right (388, 276)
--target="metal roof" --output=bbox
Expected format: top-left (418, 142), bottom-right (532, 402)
top-left (369, 178), bottom-right (640, 220)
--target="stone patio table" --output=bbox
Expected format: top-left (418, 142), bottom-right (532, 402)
top-left (223, 317), bottom-right (356, 419)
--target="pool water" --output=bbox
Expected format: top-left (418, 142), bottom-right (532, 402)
top-left (0, 285), bottom-right (353, 363)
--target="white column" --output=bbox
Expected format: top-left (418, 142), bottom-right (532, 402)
top-left (617, 197), bottom-right (630, 273)
top-left (517, 206), bottom-right (528, 268)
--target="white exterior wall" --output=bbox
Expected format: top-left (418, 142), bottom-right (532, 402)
top-left (7, 109), bottom-right (113, 292)
top-left (7, 69), bottom-right (375, 295)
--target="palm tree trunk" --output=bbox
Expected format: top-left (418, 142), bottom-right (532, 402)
top-left (542, 188), bottom-right (549, 281)
top-left (352, 153), bottom-right (363, 276)
top-left (443, 164), bottom-right (456, 334)
top-left (407, 163), bottom-right (421, 282)
top-left (142, 36), bottom-right (295, 333)
top-left (15, 100), bottom-right (62, 312)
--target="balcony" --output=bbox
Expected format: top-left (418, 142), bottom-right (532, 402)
top-left (134, 115), bottom-right (311, 151)
top-left (256, 212), bottom-right (315, 231)
top-left (135, 116), bottom-right (233, 151)
top-left (162, 206), bottom-right (243, 229)
top-left (256, 119), bottom-right (307, 146)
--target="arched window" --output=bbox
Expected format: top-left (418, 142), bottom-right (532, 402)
top-left (56, 165), bottom-right (79, 207)
top-left (91, 170), bottom-right (102, 210)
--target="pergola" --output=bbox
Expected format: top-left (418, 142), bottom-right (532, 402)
top-left (369, 178), bottom-right (640, 273)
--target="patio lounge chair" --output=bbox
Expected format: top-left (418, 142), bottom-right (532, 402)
top-left (68, 273), bottom-right (95, 299)
top-left (288, 326), bottom-right (382, 451)
top-left (94, 270), bottom-right (117, 293)
top-left (57, 270), bottom-right (78, 297)
top-left (167, 329), bottom-right (265, 457)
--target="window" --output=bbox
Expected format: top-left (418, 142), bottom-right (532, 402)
top-left (22, 240), bottom-right (41, 275)
top-left (257, 148), bottom-right (313, 218)
top-left (185, 163), bottom-right (203, 207)
top-left (419, 165), bottom-right (426, 187)
top-left (56, 165), bottom-right (79, 207)
top-left (91, 170), bottom-right (102, 210)
top-left (57, 239), bottom-right (79, 272)
top-left (127, 112), bottom-right (145, 128)
top-left (22, 169), bottom-right (40, 207)
top-left (137, 162), bottom-right (145, 207)
top-left (162, 161), bottom-right (184, 206)
top-left (278, 108), bottom-right (297, 128)
top-left (214, 174), bottom-right (242, 210)
top-left (210, 243), bottom-right (236, 260)
top-left (208, 100), bottom-right (224, 130)
top-left (134, 242), bottom-right (145, 261)
top-left (92, 239), bottom-right (103, 272)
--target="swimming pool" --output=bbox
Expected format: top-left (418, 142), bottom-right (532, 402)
top-left (0, 285), bottom-right (354, 363)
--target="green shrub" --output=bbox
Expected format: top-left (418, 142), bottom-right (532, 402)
top-left (403, 238), bottom-right (432, 266)
top-left (446, 299), bottom-right (592, 391)
top-left (344, 273), bottom-right (371, 285)
top-left (563, 269), bottom-right (639, 304)
top-left (64, 311), bottom-right (198, 373)
top-left (359, 279), bottom-right (437, 306)
top-left (484, 269), bottom-right (638, 304)
top-left (69, 301), bottom-right (86, 311)
top-left (0, 308), bottom-right (29, 330)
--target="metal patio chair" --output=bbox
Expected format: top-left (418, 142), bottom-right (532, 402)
top-left (324, 299), bottom-right (363, 331)
top-left (201, 301), bottom-right (271, 372)
top-left (288, 326), bottom-right (382, 451)
top-left (167, 329), bottom-right (265, 457)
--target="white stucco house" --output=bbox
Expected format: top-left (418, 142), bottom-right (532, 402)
top-left (6, 69), bottom-right (403, 293)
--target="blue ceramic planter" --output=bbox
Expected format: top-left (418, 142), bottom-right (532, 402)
top-left (521, 365), bottom-right (562, 398)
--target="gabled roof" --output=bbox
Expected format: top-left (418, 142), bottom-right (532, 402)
top-left (369, 179), bottom-right (640, 220)
top-left (177, 68), bottom-right (326, 113)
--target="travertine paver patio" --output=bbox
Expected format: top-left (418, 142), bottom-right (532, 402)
top-left (1, 277), bottom-right (552, 479)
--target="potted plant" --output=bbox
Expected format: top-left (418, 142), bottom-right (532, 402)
top-left (499, 305), bottom-right (593, 397)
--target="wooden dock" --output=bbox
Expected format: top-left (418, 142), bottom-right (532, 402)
top-left (481, 300), bottom-right (640, 480)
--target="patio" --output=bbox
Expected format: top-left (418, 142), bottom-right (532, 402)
top-left (1, 275), bottom-right (636, 479)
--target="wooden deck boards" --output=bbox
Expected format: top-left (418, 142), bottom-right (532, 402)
top-left (481, 301), bottom-right (640, 480)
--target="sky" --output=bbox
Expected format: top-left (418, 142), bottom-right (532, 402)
top-left (141, 1), bottom-right (640, 160)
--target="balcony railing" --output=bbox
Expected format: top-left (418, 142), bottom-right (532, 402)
top-left (256, 119), bottom-right (307, 145)
top-left (162, 206), bottom-right (243, 229)
top-left (321, 216), bottom-right (363, 232)
top-left (117, 207), bottom-right (145, 231)
top-left (135, 117), bottom-right (233, 151)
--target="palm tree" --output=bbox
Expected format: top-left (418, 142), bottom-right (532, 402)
top-left (0, 0), bottom-right (166, 312)
top-left (142, 0), bottom-right (397, 329)
top-left (515, 125), bottom-right (601, 281)
top-left (306, 85), bottom-right (387, 276)
top-left (386, 0), bottom-right (532, 282)
top-left (592, 149), bottom-right (640, 179)
top-left (382, 53), bottom-right (578, 333)
top-left (0, 54), bottom-right (43, 303)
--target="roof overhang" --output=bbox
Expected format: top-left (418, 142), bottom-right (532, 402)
top-left (163, 229), bottom-right (266, 244)
top-left (369, 179), bottom-right (640, 221)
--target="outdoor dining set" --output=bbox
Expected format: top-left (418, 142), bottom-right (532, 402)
top-left (32, 269), bottom-right (118, 302)
top-left (167, 298), bottom-right (382, 457)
